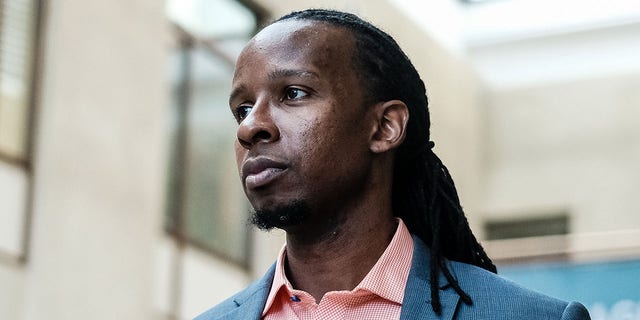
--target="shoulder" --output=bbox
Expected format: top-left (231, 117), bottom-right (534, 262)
top-left (448, 261), bottom-right (590, 319)
top-left (193, 292), bottom-right (244, 320)
top-left (193, 265), bottom-right (275, 320)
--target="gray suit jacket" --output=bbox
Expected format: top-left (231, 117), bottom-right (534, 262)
top-left (195, 235), bottom-right (590, 319)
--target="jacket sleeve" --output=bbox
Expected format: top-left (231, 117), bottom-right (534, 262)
top-left (561, 301), bottom-right (591, 320)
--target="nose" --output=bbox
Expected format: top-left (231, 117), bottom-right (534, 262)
top-left (236, 100), bottom-right (280, 149)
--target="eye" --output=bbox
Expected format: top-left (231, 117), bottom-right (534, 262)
top-left (234, 105), bottom-right (252, 122)
top-left (284, 87), bottom-right (308, 100)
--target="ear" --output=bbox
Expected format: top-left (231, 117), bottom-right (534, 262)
top-left (369, 100), bottom-right (409, 154)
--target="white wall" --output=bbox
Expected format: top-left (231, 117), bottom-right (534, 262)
top-left (463, 11), bottom-right (640, 262)
top-left (468, 20), bottom-right (640, 241)
top-left (482, 73), bottom-right (640, 233)
top-left (0, 1), bottom-right (169, 319)
top-left (0, 261), bottom-right (25, 319)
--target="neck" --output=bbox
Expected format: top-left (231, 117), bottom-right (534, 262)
top-left (283, 206), bottom-right (397, 303)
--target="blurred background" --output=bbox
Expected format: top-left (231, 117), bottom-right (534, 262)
top-left (0, 0), bottom-right (639, 319)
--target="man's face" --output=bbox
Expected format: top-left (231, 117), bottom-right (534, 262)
top-left (230, 20), bottom-right (376, 230)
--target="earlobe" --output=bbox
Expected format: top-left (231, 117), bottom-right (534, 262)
top-left (369, 100), bottom-right (409, 154)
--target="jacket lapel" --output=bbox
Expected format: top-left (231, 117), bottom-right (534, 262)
top-left (218, 264), bottom-right (275, 320)
top-left (400, 235), bottom-right (461, 320)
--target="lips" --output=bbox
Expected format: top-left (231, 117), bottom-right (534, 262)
top-left (242, 157), bottom-right (288, 189)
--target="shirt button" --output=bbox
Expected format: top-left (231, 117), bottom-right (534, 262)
top-left (290, 295), bottom-right (301, 302)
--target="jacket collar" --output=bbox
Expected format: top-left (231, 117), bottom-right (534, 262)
top-left (216, 264), bottom-right (275, 320)
top-left (400, 235), bottom-right (461, 319)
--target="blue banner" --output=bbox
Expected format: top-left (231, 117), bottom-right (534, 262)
top-left (499, 259), bottom-right (640, 320)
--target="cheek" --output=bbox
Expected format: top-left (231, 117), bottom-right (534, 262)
top-left (302, 122), bottom-right (358, 167)
top-left (282, 116), bottom-right (316, 149)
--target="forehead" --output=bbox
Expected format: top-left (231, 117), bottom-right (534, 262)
top-left (234, 19), bottom-right (356, 78)
top-left (251, 19), bottom-right (350, 48)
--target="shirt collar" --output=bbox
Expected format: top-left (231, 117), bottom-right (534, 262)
top-left (261, 218), bottom-right (414, 315)
top-left (354, 218), bottom-right (414, 303)
top-left (261, 244), bottom-right (290, 316)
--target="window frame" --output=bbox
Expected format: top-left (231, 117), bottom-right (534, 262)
top-left (0, 0), bottom-right (45, 265)
top-left (164, 1), bottom-right (267, 268)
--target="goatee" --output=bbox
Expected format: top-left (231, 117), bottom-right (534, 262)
top-left (250, 200), bottom-right (311, 230)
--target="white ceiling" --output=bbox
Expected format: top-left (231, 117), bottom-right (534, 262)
top-left (391, 0), bottom-right (640, 90)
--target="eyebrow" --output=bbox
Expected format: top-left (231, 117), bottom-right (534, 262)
top-left (229, 84), bottom-right (246, 106)
top-left (229, 69), bottom-right (320, 105)
top-left (268, 68), bottom-right (319, 81)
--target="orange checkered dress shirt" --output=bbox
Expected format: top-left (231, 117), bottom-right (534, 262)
top-left (262, 219), bottom-right (414, 320)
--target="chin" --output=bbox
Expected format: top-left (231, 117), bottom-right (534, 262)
top-left (250, 200), bottom-right (310, 231)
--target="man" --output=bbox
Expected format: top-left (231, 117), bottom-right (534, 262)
top-left (196, 9), bottom-right (590, 320)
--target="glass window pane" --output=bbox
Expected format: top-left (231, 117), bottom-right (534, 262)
top-left (0, 0), bottom-right (36, 160)
top-left (166, 0), bottom-right (256, 38)
top-left (165, 0), bottom-right (257, 266)
top-left (166, 42), bottom-right (252, 265)
top-left (183, 47), bottom-right (249, 263)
